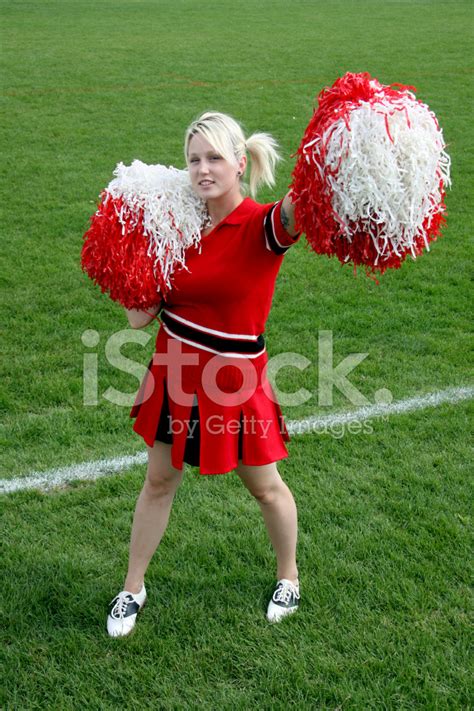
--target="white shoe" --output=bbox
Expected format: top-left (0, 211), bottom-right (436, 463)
top-left (266, 579), bottom-right (300, 623)
top-left (107, 585), bottom-right (147, 637)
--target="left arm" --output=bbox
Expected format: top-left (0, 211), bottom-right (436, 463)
top-left (263, 191), bottom-right (300, 255)
top-left (280, 192), bottom-right (298, 237)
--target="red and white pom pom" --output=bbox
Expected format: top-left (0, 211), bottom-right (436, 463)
top-left (291, 72), bottom-right (451, 277)
top-left (81, 161), bottom-right (208, 309)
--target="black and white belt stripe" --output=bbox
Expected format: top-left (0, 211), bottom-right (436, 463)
top-left (161, 310), bottom-right (266, 358)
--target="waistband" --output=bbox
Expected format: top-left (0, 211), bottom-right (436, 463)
top-left (161, 310), bottom-right (266, 359)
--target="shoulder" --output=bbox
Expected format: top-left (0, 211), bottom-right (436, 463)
top-left (238, 197), bottom-right (274, 226)
top-left (241, 197), bottom-right (269, 215)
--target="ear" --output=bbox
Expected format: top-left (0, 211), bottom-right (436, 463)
top-left (238, 154), bottom-right (247, 176)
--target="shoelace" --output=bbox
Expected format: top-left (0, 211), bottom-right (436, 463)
top-left (273, 581), bottom-right (299, 605)
top-left (110, 592), bottom-right (134, 620)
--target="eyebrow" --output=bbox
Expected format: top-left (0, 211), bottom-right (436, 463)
top-left (189, 151), bottom-right (221, 158)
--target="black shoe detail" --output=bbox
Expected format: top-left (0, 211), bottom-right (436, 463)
top-left (271, 582), bottom-right (300, 609)
top-left (108, 594), bottom-right (140, 619)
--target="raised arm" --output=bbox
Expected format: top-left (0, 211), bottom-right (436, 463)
top-left (281, 192), bottom-right (298, 237)
top-left (125, 303), bottom-right (161, 329)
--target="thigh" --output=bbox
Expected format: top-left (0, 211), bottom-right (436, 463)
top-left (146, 440), bottom-right (185, 493)
top-left (235, 460), bottom-right (283, 500)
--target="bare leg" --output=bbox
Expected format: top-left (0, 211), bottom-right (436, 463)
top-left (123, 441), bottom-right (184, 593)
top-left (235, 461), bottom-right (298, 583)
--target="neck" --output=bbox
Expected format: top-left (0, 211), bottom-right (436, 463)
top-left (206, 192), bottom-right (244, 226)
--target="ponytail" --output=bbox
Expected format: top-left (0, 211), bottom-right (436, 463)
top-left (245, 133), bottom-right (281, 198)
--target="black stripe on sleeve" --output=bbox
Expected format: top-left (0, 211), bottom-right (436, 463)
top-left (264, 204), bottom-right (290, 255)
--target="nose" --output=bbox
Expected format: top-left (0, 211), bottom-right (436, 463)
top-left (198, 160), bottom-right (210, 175)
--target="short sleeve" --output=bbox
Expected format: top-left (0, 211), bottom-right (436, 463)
top-left (263, 200), bottom-right (301, 254)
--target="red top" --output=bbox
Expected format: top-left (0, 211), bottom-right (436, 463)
top-left (131, 197), bottom-right (298, 472)
top-left (161, 197), bottom-right (300, 342)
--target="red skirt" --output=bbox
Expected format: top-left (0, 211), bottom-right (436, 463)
top-left (130, 324), bottom-right (291, 475)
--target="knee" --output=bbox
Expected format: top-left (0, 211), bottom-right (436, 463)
top-left (144, 469), bottom-right (182, 498)
top-left (236, 464), bottom-right (286, 505)
top-left (250, 481), bottom-right (282, 506)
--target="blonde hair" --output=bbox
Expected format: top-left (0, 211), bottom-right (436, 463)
top-left (184, 111), bottom-right (280, 198)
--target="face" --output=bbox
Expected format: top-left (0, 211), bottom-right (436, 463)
top-left (187, 132), bottom-right (246, 202)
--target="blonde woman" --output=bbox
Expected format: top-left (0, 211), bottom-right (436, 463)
top-left (107, 112), bottom-right (301, 637)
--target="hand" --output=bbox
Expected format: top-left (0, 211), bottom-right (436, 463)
top-left (125, 302), bottom-right (161, 329)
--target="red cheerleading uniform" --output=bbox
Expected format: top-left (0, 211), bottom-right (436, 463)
top-left (130, 196), bottom-right (300, 475)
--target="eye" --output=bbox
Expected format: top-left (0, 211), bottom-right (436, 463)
top-left (211, 155), bottom-right (222, 160)
top-left (189, 158), bottom-right (199, 164)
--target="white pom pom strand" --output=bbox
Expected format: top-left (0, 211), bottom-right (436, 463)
top-left (104, 160), bottom-right (209, 290)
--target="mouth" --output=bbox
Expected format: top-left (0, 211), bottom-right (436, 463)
top-left (199, 180), bottom-right (215, 187)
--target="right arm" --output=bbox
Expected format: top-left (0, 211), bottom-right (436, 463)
top-left (125, 302), bottom-right (161, 329)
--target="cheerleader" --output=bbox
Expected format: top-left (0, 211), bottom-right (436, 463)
top-left (106, 111), bottom-right (301, 636)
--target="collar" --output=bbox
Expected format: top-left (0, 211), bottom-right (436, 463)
top-left (215, 197), bottom-right (259, 227)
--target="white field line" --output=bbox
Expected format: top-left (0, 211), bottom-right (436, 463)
top-left (2, 385), bottom-right (473, 494)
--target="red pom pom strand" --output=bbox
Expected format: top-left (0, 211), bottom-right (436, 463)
top-left (81, 192), bottom-right (163, 310)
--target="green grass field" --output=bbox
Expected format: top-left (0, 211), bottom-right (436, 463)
top-left (1, 0), bottom-right (473, 708)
